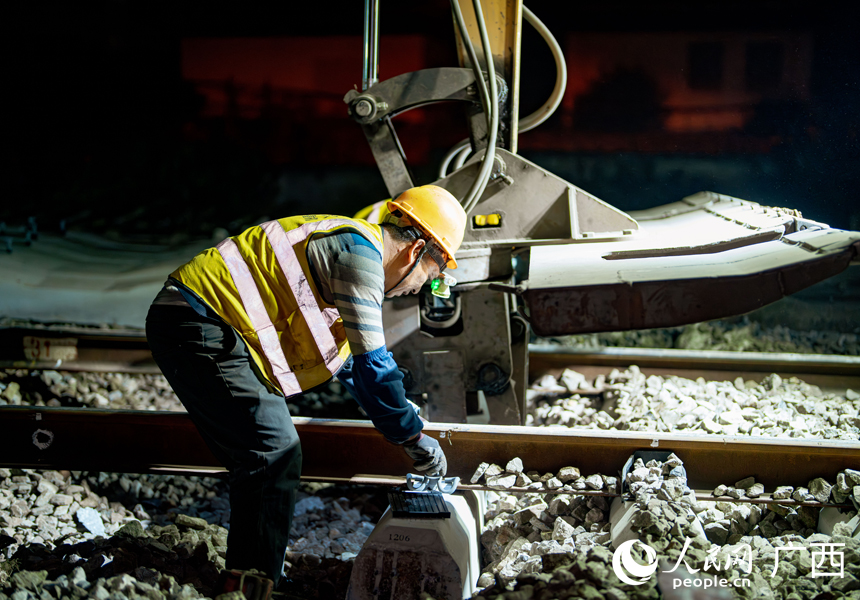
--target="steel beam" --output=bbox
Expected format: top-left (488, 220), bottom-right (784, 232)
top-left (0, 408), bottom-right (857, 491)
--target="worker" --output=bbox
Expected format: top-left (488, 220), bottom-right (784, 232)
top-left (144, 184), bottom-right (467, 588)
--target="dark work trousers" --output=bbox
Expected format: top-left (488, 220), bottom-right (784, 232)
top-left (145, 303), bottom-right (301, 585)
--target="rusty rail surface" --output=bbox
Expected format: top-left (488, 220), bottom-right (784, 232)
top-left (529, 345), bottom-right (860, 391)
top-left (1, 407), bottom-right (857, 491)
top-left (529, 345), bottom-right (860, 375)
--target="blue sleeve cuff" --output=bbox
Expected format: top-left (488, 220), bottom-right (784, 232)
top-left (338, 346), bottom-right (423, 443)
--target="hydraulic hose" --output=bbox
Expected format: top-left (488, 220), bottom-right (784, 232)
top-left (439, 4), bottom-right (567, 178)
top-left (438, 139), bottom-right (471, 179)
top-left (451, 143), bottom-right (471, 171)
top-left (450, 0), bottom-right (492, 124)
top-left (518, 5), bottom-right (567, 133)
top-left (449, 0), bottom-right (498, 214)
top-left (461, 0), bottom-right (499, 215)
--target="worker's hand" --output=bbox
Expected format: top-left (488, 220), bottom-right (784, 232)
top-left (402, 433), bottom-right (447, 477)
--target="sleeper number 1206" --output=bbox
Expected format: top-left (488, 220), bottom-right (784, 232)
top-left (389, 533), bottom-right (410, 542)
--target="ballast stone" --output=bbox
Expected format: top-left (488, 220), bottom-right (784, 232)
top-left (487, 474), bottom-right (517, 490)
top-left (808, 478), bottom-right (833, 504)
top-left (558, 467), bottom-right (581, 482)
top-left (506, 457), bottom-right (524, 474)
top-left (75, 507), bottom-right (105, 537)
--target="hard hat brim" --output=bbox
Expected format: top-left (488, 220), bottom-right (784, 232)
top-left (387, 200), bottom-right (459, 269)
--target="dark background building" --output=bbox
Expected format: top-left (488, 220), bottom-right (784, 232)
top-left (7, 0), bottom-right (859, 245)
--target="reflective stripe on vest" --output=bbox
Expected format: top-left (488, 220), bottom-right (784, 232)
top-left (261, 220), bottom-right (341, 367)
top-left (217, 238), bottom-right (303, 397)
top-left (218, 218), bottom-right (379, 396)
top-left (367, 201), bottom-right (383, 224)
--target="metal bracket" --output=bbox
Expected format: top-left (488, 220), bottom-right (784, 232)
top-left (436, 147), bottom-right (639, 249)
top-left (386, 288), bottom-right (523, 425)
top-left (344, 67), bottom-right (508, 198)
top-left (360, 115), bottom-right (415, 199)
top-left (406, 473), bottom-right (460, 494)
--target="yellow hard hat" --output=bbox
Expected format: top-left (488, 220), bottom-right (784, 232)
top-left (387, 185), bottom-right (467, 269)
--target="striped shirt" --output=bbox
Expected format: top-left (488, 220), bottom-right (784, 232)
top-left (306, 231), bottom-right (386, 356)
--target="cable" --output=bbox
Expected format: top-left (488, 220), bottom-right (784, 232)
top-left (438, 139), bottom-right (470, 179)
top-left (518, 6), bottom-right (567, 133)
top-left (450, 0), bottom-right (492, 123)
top-left (449, 0), bottom-right (497, 213)
top-left (461, 0), bottom-right (499, 215)
top-left (438, 4), bottom-right (567, 178)
top-left (465, 0), bottom-right (499, 213)
top-left (451, 144), bottom-right (471, 170)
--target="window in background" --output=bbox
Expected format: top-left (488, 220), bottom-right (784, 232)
top-left (687, 41), bottom-right (724, 91)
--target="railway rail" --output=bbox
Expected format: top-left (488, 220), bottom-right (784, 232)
top-left (1, 408), bottom-right (857, 493)
top-left (528, 345), bottom-right (860, 392)
top-left (1, 325), bottom-right (858, 494)
top-left (2, 325), bottom-right (858, 381)
top-left (0, 325), bottom-right (155, 373)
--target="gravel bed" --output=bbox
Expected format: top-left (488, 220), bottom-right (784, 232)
top-left (0, 469), bottom-right (385, 599)
top-left (1, 462), bottom-right (858, 599)
top-left (470, 457), bottom-right (860, 599)
top-left (527, 367), bottom-right (860, 440)
top-left (0, 369), bottom-right (364, 420)
top-left (0, 469), bottom-right (229, 599)
top-left (3, 325), bottom-right (857, 442)
top-left (8, 366), bottom-right (859, 444)
top-left (537, 318), bottom-right (860, 356)
top-left (0, 370), bottom-right (183, 412)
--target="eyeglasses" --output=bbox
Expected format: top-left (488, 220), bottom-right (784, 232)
top-left (427, 246), bottom-right (448, 274)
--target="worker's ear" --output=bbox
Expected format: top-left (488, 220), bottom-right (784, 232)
top-left (408, 238), bottom-right (427, 261)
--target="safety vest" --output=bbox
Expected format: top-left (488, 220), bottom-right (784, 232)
top-left (171, 215), bottom-right (383, 397)
top-left (353, 200), bottom-right (390, 224)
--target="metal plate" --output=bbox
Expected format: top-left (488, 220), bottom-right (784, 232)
top-left (435, 148), bottom-right (639, 250)
top-left (522, 193), bottom-right (860, 336)
top-left (388, 288), bottom-right (521, 425)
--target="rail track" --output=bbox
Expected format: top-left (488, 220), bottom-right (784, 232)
top-left (2, 325), bottom-right (858, 600)
top-left (2, 407), bottom-right (857, 493)
top-left (0, 325), bottom-right (155, 373)
top-left (529, 345), bottom-right (860, 392)
top-left (1, 325), bottom-right (858, 493)
top-left (2, 325), bottom-right (857, 380)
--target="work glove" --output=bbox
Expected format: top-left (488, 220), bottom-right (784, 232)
top-left (402, 433), bottom-right (447, 477)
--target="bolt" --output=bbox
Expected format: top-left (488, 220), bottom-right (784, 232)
top-left (354, 99), bottom-right (374, 117)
